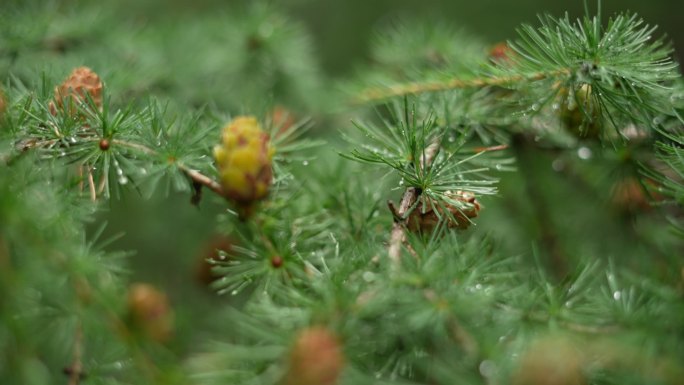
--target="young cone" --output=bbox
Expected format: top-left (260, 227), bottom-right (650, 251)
top-left (195, 236), bottom-right (235, 286)
top-left (558, 84), bottom-right (601, 139)
top-left (512, 335), bottom-right (586, 385)
top-left (406, 190), bottom-right (481, 233)
top-left (49, 66), bottom-right (103, 116)
top-left (214, 116), bottom-right (275, 214)
top-left (283, 326), bottom-right (344, 385)
top-left (126, 283), bottom-right (174, 343)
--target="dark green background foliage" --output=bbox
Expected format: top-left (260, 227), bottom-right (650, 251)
top-left (1, 0), bottom-right (684, 384)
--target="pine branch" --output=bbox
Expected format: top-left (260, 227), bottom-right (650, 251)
top-left (65, 321), bottom-right (84, 385)
top-left (109, 139), bottom-right (225, 197)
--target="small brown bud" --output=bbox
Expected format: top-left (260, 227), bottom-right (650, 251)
top-left (270, 255), bottom-right (284, 268)
top-left (99, 138), bottom-right (110, 151)
top-left (489, 42), bottom-right (516, 64)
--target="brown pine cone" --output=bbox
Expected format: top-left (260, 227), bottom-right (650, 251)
top-left (49, 66), bottom-right (103, 116)
top-left (127, 283), bottom-right (174, 343)
top-left (283, 326), bottom-right (345, 385)
top-left (512, 335), bottom-right (586, 385)
top-left (406, 190), bottom-right (481, 233)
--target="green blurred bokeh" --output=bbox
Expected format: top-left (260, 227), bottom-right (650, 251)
top-left (107, 0), bottom-right (684, 74)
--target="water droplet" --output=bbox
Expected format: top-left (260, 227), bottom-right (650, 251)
top-left (302, 160), bottom-right (309, 166)
top-left (552, 159), bottom-right (565, 172)
top-left (69, 137), bottom-right (77, 143)
top-left (475, 283), bottom-right (483, 290)
top-left (448, 136), bottom-right (455, 143)
top-left (362, 271), bottom-right (375, 282)
top-left (399, 179), bottom-right (404, 186)
top-left (613, 291), bottom-right (621, 300)
top-left (577, 146), bottom-right (592, 160)
top-left (116, 168), bottom-right (123, 176)
top-left (231, 290), bottom-right (238, 296)
top-left (531, 103), bottom-right (540, 112)
top-left (59, 151), bottom-right (66, 156)
top-left (551, 103), bottom-right (560, 111)
top-left (118, 176), bottom-right (128, 185)
top-left (495, 164), bottom-right (503, 171)
top-left (140, 168), bottom-right (148, 175)
top-left (479, 360), bottom-right (497, 378)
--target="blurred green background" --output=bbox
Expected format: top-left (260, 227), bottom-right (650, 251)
top-left (107, 0), bottom-right (684, 74)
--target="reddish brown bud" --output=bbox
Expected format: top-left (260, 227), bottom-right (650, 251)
top-left (489, 42), bottom-right (515, 64)
top-left (270, 255), bottom-right (284, 268)
top-left (99, 139), bottom-right (110, 151)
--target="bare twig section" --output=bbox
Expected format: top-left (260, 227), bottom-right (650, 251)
top-left (182, 167), bottom-right (224, 196)
top-left (87, 167), bottom-right (96, 202)
top-left (387, 140), bottom-right (441, 270)
top-left (65, 321), bottom-right (84, 385)
top-left (356, 69), bottom-right (570, 103)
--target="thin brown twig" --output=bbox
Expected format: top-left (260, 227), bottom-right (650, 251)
top-left (66, 321), bottom-right (83, 385)
top-left (87, 167), bottom-right (96, 202)
top-left (387, 139), bottom-right (441, 270)
top-left (355, 69), bottom-right (570, 103)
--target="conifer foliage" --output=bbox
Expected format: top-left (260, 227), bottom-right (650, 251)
top-left (1, 1), bottom-right (683, 384)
